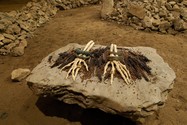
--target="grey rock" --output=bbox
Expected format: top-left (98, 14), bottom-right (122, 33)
top-left (27, 43), bottom-right (176, 121)
top-left (11, 68), bottom-right (30, 82)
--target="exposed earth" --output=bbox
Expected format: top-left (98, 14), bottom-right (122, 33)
top-left (0, 2), bottom-right (187, 125)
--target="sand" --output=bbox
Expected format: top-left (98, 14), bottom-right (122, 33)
top-left (0, 5), bottom-right (187, 125)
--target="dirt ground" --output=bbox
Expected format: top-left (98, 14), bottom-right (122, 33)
top-left (0, 5), bottom-right (187, 125)
top-left (0, 0), bottom-right (30, 12)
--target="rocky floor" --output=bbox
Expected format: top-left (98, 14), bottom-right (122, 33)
top-left (0, 5), bottom-right (187, 125)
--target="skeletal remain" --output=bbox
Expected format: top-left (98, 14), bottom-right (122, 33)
top-left (103, 44), bottom-right (132, 84)
top-left (61, 40), bottom-right (94, 80)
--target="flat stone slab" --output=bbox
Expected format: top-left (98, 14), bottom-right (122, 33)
top-left (27, 43), bottom-right (176, 121)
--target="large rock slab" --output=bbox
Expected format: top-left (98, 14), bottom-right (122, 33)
top-left (27, 43), bottom-right (176, 121)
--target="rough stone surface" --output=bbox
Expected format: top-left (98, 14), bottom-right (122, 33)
top-left (27, 43), bottom-right (176, 121)
top-left (11, 68), bottom-right (31, 82)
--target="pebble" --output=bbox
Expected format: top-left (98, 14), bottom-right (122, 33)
top-left (11, 46), bottom-right (25, 56)
top-left (3, 33), bottom-right (16, 40)
top-left (0, 24), bottom-right (6, 30)
top-left (11, 68), bottom-right (31, 81)
top-left (0, 34), bottom-right (4, 41)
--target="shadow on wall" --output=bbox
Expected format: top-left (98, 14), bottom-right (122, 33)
top-left (36, 97), bottom-right (136, 125)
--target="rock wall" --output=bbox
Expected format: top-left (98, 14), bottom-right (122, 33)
top-left (0, 0), bottom-right (100, 56)
top-left (101, 0), bottom-right (187, 34)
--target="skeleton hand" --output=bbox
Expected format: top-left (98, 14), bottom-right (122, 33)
top-left (103, 44), bottom-right (132, 85)
top-left (61, 40), bottom-right (95, 80)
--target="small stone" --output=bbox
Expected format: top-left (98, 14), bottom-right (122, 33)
top-left (173, 4), bottom-right (180, 11)
top-left (2, 38), bottom-right (13, 44)
top-left (167, 13), bottom-right (175, 22)
top-left (0, 42), bottom-right (4, 46)
top-left (183, 1), bottom-right (187, 6)
top-left (20, 13), bottom-right (32, 21)
top-left (4, 42), bottom-right (17, 51)
top-left (174, 19), bottom-right (187, 31)
top-left (0, 24), bottom-right (6, 31)
top-left (38, 10), bottom-right (45, 16)
top-left (38, 17), bottom-right (46, 24)
top-left (165, 3), bottom-right (173, 11)
top-left (17, 20), bottom-right (30, 32)
top-left (169, 1), bottom-right (176, 5)
top-left (143, 16), bottom-right (153, 28)
top-left (101, 0), bottom-right (114, 19)
top-left (171, 11), bottom-right (180, 18)
top-left (11, 46), bottom-right (25, 56)
top-left (7, 11), bottom-right (17, 18)
top-left (3, 33), bottom-right (16, 40)
top-left (167, 28), bottom-right (178, 35)
top-left (159, 10), bottom-right (167, 17)
top-left (128, 4), bottom-right (146, 19)
top-left (152, 19), bottom-right (161, 27)
top-left (0, 19), bottom-right (12, 26)
top-left (0, 34), bottom-right (4, 41)
top-left (0, 48), bottom-right (10, 55)
top-left (18, 35), bottom-right (27, 40)
top-left (181, 8), bottom-right (187, 21)
top-left (159, 21), bottom-right (171, 32)
top-left (19, 39), bottom-right (27, 48)
top-left (11, 68), bottom-right (30, 82)
top-left (26, 2), bottom-right (32, 8)
top-left (5, 24), bottom-right (21, 34)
